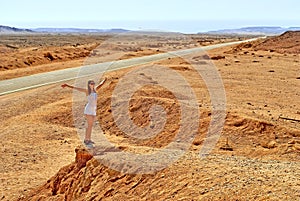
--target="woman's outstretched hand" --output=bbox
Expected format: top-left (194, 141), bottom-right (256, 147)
top-left (96, 78), bottom-right (107, 90)
top-left (101, 77), bottom-right (107, 84)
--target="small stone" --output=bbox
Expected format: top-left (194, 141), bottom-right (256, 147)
top-left (288, 140), bottom-right (295, 144)
top-left (211, 55), bottom-right (225, 60)
top-left (267, 141), bottom-right (276, 149)
top-left (293, 144), bottom-right (300, 151)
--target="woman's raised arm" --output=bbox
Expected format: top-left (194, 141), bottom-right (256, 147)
top-left (61, 83), bottom-right (87, 94)
top-left (96, 78), bottom-right (107, 90)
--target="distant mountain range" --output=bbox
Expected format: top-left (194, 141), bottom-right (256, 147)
top-left (0, 25), bottom-right (129, 34)
top-left (1, 25), bottom-right (300, 35)
top-left (0, 25), bottom-right (33, 33)
top-left (31, 28), bottom-right (130, 33)
top-left (204, 26), bottom-right (300, 35)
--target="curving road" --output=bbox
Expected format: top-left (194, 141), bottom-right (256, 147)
top-left (0, 38), bottom-right (259, 96)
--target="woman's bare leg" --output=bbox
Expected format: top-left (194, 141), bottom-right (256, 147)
top-left (85, 115), bottom-right (95, 141)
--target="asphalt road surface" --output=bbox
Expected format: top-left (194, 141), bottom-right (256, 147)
top-left (0, 38), bottom-right (259, 96)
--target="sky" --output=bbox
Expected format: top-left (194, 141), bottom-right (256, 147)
top-left (1, 0), bottom-right (299, 33)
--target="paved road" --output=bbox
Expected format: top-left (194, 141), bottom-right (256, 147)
top-left (0, 38), bottom-right (259, 96)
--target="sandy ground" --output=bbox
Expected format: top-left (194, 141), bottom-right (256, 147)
top-left (0, 33), bottom-right (300, 200)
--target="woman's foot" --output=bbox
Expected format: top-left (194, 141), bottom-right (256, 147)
top-left (84, 140), bottom-right (95, 145)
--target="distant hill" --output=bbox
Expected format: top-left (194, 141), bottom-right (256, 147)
top-left (31, 28), bottom-right (130, 33)
top-left (253, 31), bottom-right (300, 54)
top-left (0, 25), bottom-right (130, 33)
top-left (0, 25), bottom-right (33, 33)
top-left (2, 25), bottom-right (300, 35)
top-left (204, 26), bottom-right (300, 35)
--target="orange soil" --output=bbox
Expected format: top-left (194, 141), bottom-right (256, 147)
top-left (0, 33), bottom-right (299, 200)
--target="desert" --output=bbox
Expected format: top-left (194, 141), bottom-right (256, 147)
top-left (0, 31), bottom-right (299, 201)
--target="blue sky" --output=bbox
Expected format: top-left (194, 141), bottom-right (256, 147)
top-left (1, 0), bottom-right (299, 33)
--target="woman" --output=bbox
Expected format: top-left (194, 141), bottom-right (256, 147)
top-left (61, 78), bottom-right (106, 145)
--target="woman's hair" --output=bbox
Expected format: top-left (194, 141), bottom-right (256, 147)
top-left (87, 80), bottom-right (95, 95)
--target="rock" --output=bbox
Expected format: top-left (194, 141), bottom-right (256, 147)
top-left (267, 141), bottom-right (277, 149)
top-left (288, 140), bottom-right (295, 144)
top-left (293, 144), bottom-right (300, 151)
top-left (243, 43), bottom-right (252, 48)
top-left (202, 55), bottom-right (210, 60)
top-left (44, 52), bottom-right (55, 61)
top-left (211, 55), bottom-right (225, 60)
top-left (220, 145), bottom-right (233, 151)
top-left (75, 146), bottom-right (93, 168)
top-left (220, 138), bottom-right (233, 151)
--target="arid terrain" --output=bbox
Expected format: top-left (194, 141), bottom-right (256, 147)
top-left (0, 33), bottom-right (246, 80)
top-left (0, 32), bottom-right (299, 201)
